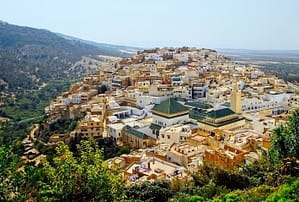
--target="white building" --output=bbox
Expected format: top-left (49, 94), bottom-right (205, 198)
top-left (288, 94), bottom-right (299, 109)
top-left (71, 94), bottom-right (81, 104)
top-left (107, 123), bottom-right (125, 144)
top-left (136, 95), bottom-right (168, 108)
top-left (151, 98), bottom-right (189, 128)
top-left (173, 86), bottom-right (190, 99)
top-left (159, 124), bottom-right (192, 144)
top-left (242, 92), bottom-right (293, 112)
top-left (60, 97), bottom-right (70, 106)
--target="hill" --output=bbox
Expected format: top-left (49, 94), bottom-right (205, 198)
top-left (0, 21), bottom-right (139, 96)
top-left (56, 33), bottom-right (142, 56)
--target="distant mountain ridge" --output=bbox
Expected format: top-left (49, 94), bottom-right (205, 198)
top-left (218, 48), bottom-right (299, 82)
top-left (0, 21), bottom-right (140, 95)
top-left (218, 48), bottom-right (299, 62)
top-left (56, 33), bottom-right (142, 56)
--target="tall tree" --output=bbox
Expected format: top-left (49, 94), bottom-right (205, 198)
top-left (38, 139), bottom-right (125, 201)
top-left (269, 108), bottom-right (299, 165)
top-left (0, 146), bottom-right (24, 201)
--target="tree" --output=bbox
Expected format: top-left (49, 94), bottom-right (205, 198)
top-left (192, 163), bottom-right (251, 190)
top-left (125, 180), bottom-right (173, 202)
top-left (265, 179), bottom-right (299, 202)
top-left (220, 192), bottom-right (244, 202)
top-left (189, 195), bottom-right (204, 202)
top-left (169, 192), bottom-right (192, 202)
top-left (269, 108), bottom-right (299, 165)
top-left (242, 185), bottom-right (275, 202)
top-left (38, 139), bottom-right (125, 201)
top-left (0, 146), bottom-right (24, 201)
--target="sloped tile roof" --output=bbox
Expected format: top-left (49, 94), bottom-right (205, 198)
top-left (152, 98), bottom-right (189, 115)
top-left (206, 108), bottom-right (235, 119)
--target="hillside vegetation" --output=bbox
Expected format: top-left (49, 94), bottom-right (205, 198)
top-left (0, 21), bottom-right (136, 97)
top-left (0, 109), bottom-right (298, 201)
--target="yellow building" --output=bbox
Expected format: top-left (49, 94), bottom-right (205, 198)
top-left (138, 85), bottom-right (149, 93)
top-left (76, 115), bottom-right (104, 139)
top-left (121, 125), bottom-right (156, 149)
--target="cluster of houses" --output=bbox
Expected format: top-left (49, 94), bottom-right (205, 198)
top-left (44, 47), bottom-right (299, 185)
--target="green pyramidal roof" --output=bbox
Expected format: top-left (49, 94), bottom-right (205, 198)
top-left (152, 98), bottom-right (189, 115)
top-left (207, 108), bottom-right (235, 119)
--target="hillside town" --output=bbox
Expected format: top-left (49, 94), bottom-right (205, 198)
top-left (35, 47), bottom-right (298, 186)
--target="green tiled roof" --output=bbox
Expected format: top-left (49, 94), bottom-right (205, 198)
top-left (122, 125), bottom-right (149, 139)
top-left (198, 117), bottom-right (245, 127)
top-left (149, 123), bottom-right (162, 130)
top-left (221, 102), bottom-right (231, 107)
top-left (207, 108), bottom-right (235, 119)
top-left (152, 98), bottom-right (189, 115)
top-left (185, 101), bottom-right (213, 109)
top-left (189, 109), bottom-right (207, 121)
top-left (189, 107), bottom-right (244, 127)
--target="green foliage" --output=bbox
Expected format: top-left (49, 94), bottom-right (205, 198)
top-left (240, 157), bottom-right (283, 187)
top-left (220, 191), bottom-right (244, 202)
top-left (260, 63), bottom-right (299, 82)
top-left (195, 182), bottom-right (229, 200)
top-left (0, 79), bottom-right (75, 150)
top-left (212, 185), bottom-right (275, 202)
top-left (49, 119), bottom-right (78, 134)
top-left (242, 185), bottom-right (275, 202)
top-left (116, 146), bottom-right (131, 156)
top-left (1, 79), bottom-right (74, 121)
top-left (269, 108), bottom-right (299, 165)
top-left (0, 140), bottom-right (126, 201)
top-left (125, 180), bottom-right (174, 202)
top-left (0, 22), bottom-right (112, 95)
top-left (0, 146), bottom-right (24, 201)
top-left (190, 195), bottom-right (204, 202)
top-left (169, 192), bottom-right (192, 202)
top-left (72, 137), bottom-right (131, 160)
top-left (37, 140), bottom-right (125, 201)
top-left (265, 179), bottom-right (299, 202)
top-left (192, 163), bottom-right (251, 191)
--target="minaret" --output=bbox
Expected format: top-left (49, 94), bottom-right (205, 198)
top-left (231, 83), bottom-right (242, 114)
top-left (99, 71), bottom-right (105, 82)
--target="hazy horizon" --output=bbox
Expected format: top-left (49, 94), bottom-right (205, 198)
top-left (1, 0), bottom-right (299, 50)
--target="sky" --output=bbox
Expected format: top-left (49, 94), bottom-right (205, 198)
top-left (0, 0), bottom-right (299, 50)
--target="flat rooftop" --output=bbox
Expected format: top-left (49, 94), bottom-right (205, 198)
top-left (107, 123), bottom-right (125, 130)
top-left (126, 157), bottom-right (185, 177)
